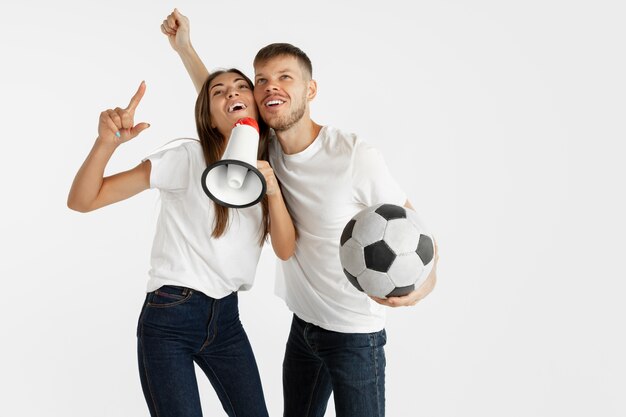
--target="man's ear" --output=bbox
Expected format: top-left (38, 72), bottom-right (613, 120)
top-left (307, 79), bottom-right (318, 101)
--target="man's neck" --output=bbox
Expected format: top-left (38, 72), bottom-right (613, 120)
top-left (275, 116), bottom-right (323, 155)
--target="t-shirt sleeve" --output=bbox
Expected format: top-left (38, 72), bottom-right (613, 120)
top-left (351, 140), bottom-right (407, 207)
top-left (142, 144), bottom-right (190, 191)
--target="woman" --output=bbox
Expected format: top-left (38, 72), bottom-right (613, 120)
top-left (67, 69), bottom-right (295, 416)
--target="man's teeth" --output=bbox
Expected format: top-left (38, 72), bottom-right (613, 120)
top-left (266, 100), bottom-right (284, 107)
top-left (228, 103), bottom-right (246, 112)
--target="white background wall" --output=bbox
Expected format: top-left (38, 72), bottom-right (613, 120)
top-left (1, 0), bottom-right (624, 416)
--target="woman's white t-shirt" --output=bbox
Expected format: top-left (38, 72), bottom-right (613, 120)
top-left (144, 140), bottom-right (264, 299)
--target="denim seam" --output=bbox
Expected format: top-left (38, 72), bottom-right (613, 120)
top-left (137, 299), bottom-right (148, 337)
top-left (372, 333), bottom-right (383, 417)
top-left (304, 362), bottom-right (325, 417)
top-left (302, 323), bottom-right (326, 417)
top-left (139, 325), bottom-right (162, 417)
top-left (200, 298), bottom-right (220, 350)
top-left (195, 355), bottom-right (237, 417)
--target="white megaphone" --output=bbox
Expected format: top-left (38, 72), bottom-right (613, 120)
top-left (201, 117), bottom-right (267, 208)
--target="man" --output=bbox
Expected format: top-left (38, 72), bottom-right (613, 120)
top-left (162, 9), bottom-right (438, 416)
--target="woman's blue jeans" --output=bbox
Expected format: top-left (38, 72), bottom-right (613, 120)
top-left (137, 286), bottom-right (269, 417)
top-left (283, 314), bottom-right (387, 417)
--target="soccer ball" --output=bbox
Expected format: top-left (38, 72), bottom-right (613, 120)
top-left (339, 203), bottom-right (435, 298)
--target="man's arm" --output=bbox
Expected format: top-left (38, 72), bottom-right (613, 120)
top-left (161, 9), bottom-right (209, 93)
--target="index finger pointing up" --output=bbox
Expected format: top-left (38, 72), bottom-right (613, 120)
top-left (126, 81), bottom-right (146, 112)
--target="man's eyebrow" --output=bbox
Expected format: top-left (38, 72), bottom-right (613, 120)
top-left (255, 69), bottom-right (292, 79)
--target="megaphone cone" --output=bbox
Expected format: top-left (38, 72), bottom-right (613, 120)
top-left (201, 118), bottom-right (267, 208)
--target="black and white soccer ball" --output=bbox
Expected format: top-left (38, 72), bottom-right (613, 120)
top-left (339, 203), bottom-right (435, 298)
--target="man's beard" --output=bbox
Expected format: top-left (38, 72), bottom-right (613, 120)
top-left (266, 95), bottom-right (307, 132)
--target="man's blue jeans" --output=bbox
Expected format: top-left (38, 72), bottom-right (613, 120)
top-left (283, 314), bottom-right (387, 417)
top-left (137, 286), bottom-right (269, 417)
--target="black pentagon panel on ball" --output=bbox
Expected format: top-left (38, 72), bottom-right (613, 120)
top-left (364, 240), bottom-right (396, 272)
top-left (386, 284), bottom-right (415, 298)
top-left (416, 234), bottom-right (434, 264)
top-left (374, 204), bottom-right (406, 221)
top-left (340, 219), bottom-right (357, 246)
top-left (343, 269), bottom-right (364, 292)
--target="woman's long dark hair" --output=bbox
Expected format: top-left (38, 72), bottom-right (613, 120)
top-left (195, 69), bottom-right (270, 245)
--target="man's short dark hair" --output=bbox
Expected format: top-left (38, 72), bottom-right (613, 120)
top-left (254, 43), bottom-right (313, 79)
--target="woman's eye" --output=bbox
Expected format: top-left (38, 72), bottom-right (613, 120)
top-left (213, 90), bottom-right (222, 96)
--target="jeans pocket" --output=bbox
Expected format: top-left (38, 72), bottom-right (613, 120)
top-left (378, 328), bottom-right (387, 345)
top-left (147, 285), bottom-right (193, 308)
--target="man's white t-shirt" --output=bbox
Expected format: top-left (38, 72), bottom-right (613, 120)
top-left (269, 126), bottom-right (407, 333)
top-left (144, 140), bottom-right (264, 299)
